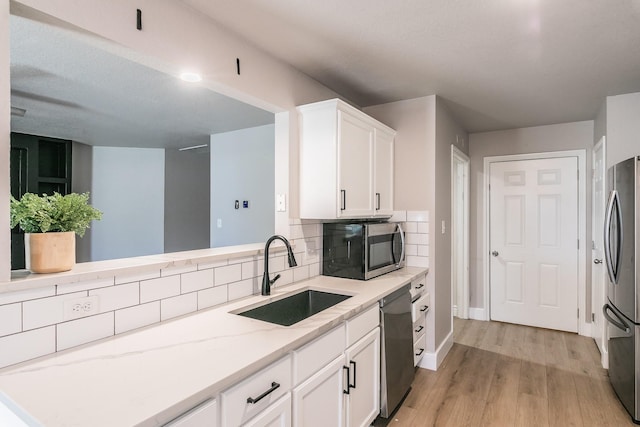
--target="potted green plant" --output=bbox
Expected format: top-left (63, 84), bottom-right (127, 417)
top-left (10, 192), bottom-right (102, 273)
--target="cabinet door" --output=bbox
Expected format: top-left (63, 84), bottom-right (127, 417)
top-left (243, 394), bottom-right (291, 427)
top-left (164, 398), bottom-right (217, 427)
top-left (344, 328), bottom-right (380, 427)
top-left (337, 111), bottom-right (374, 218)
top-left (373, 129), bottom-right (394, 216)
top-left (292, 355), bottom-right (345, 427)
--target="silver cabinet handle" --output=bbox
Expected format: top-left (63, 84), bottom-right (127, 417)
top-left (594, 259), bottom-right (602, 264)
top-left (491, 251), bottom-right (499, 257)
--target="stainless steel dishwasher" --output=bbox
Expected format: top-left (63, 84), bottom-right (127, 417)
top-left (379, 284), bottom-right (414, 418)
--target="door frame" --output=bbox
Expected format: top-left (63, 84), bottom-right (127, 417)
top-left (451, 145), bottom-right (470, 319)
top-left (591, 136), bottom-right (608, 367)
top-left (482, 150), bottom-right (588, 336)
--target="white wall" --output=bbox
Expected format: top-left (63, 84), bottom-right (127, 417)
top-left (468, 121), bottom-right (594, 312)
top-left (210, 124), bottom-right (275, 247)
top-left (606, 92), bottom-right (640, 168)
top-left (91, 147), bottom-right (164, 261)
top-left (365, 96), bottom-right (467, 363)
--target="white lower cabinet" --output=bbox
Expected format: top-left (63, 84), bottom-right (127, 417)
top-left (164, 398), bottom-right (217, 427)
top-left (243, 394), bottom-right (292, 427)
top-left (292, 355), bottom-right (345, 427)
top-left (344, 327), bottom-right (380, 427)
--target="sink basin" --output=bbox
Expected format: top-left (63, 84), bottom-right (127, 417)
top-left (235, 289), bottom-right (352, 326)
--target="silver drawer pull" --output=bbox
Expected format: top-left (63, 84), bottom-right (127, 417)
top-left (246, 382), bottom-right (280, 404)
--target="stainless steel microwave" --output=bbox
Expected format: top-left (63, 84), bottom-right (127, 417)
top-left (322, 222), bottom-right (405, 280)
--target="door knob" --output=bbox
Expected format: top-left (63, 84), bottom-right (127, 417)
top-left (491, 251), bottom-right (499, 257)
top-left (594, 258), bottom-right (603, 264)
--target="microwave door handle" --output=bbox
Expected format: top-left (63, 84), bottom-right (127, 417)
top-left (396, 224), bottom-right (405, 267)
top-left (604, 190), bottom-right (617, 284)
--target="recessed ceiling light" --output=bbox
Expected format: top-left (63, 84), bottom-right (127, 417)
top-left (179, 72), bottom-right (202, 83)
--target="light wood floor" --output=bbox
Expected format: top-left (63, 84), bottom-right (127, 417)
top-left (387, 318), bottom-right (636, 427)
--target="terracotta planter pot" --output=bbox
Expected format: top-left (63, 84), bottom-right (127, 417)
top-left (25, 232), bottom-right (76, 273)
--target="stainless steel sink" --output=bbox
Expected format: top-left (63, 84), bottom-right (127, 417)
top-left (235, 289), bottom-right (352, 326)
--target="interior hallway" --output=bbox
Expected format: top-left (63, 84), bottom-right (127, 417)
top-left (388, 318), bottom-right (634, 427)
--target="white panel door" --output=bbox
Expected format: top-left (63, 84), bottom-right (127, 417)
top-left (490, 157), bottom-right (579, 332)
top-left (337, 111), bottom-right (374, 217)
top-left (592, 137), bottom-right (607, 360)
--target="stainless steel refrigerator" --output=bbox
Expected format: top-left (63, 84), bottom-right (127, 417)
top-left (603, 156), bottom-right (640, 424)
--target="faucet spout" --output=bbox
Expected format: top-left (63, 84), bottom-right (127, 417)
top-left (261, 235), bottom-right (297, 296)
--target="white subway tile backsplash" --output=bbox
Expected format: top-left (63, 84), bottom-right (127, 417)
top-left (309, 262), bottom-right (320, 277)
top-left (0, 304), bottom-right (22, 337)
top-left (418, 245), bottom-right (430, 257)
top-left (115, 270), bottom-right (160, 285)
top-left (389, 211), bottom-right (407, 222)
top-left (161, 293), bottom-right (198, 321)
top-left (406, 233), bottom-right (429, 246)
top-left (266, 256), bottom-right (286, 273)
top-left (289, 224), bottom-right (304, 239)
top-left (57, 278), bottom-right (114, 295)
top-left (241, 260), bottom-right (259, 280)
top-left (405, 244), bottom-right (417, 256)
top-left (274, 269), bottom-right (294, 288)
top-left (140, 276), bottom-right (180, 303)
top-left (181, 269), bottom-right (214, 293)
top-left (22, 291), bottom-right (87, 330)
top-left (161, 264), bottom-right (197, 277)
top-left (293, 265), bottom-right (310, 283)
top-left (57, 313), bottom-right (114, 351)
top-left (228, 256), bottom-right (256, 266)
top-left (406, 256), bottom-right (429, 268)
top-left (417, 222), bottom-right (429, 234)
top-left (197, 259), bottom-right (228, 270)
top-left (228, 279), bottom-right (255, 301)
top-left (89, 282), bottom-right (139, 312)
top-left (301, 224), bottom-right (321, 238)
top-left (0, 286), bottom-right (55, 305)
top-left (407, 211), bottom-right (429, 222)
top-left (403, 222), bottom-right (418, 233)
top-left (198, 286), bottom-right (228, 310)
top-left (214, 264), bottom-right (242, 286)
top-left (115, 302), bottom-right (160, 334)
top-left (0, 327), bottom-right (56, 369)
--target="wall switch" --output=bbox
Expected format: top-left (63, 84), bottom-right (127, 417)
top-left (441, 220), bottom-right (446, 234)
top-left (276, 194), bottom-right (286, 212)
top-left (243, 200), bottom-right (249, 208)
top-left (63, 295), bottom-right (99, 320)
top-left (217, 218), bottom-right (222, 228)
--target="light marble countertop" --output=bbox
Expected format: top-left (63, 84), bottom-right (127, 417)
top-left (0, 267), bottom-right (428, 427)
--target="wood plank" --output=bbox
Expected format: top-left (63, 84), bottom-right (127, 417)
top-left (480, 354), bottom-right (521, 426)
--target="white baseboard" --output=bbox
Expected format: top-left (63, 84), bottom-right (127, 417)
top-left (418, 330), bottom-right (454, 371)
top-left (468, 307), bottom-right (487, 321)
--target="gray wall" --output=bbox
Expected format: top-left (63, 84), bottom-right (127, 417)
top-left (91, 146), bottom-right (165, 261)
top-left (164, 147), bottom-right (210, 253)
top-left (71, 141), bottom-right (93, 262)
top-left (365, 96), bottom-right (468, 353)
top-left (210, 124), bottom-right (275, 247)
top-left (468, 121), bottom-right (594, 314)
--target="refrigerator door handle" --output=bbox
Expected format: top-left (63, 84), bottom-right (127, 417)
top-left (603, 303), bottom-right (630, 334)
top-left (604, 190), bottom-right (622, 284)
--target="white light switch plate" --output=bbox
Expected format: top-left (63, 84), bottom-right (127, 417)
top-left (276, 194), bottom-right (287, 212)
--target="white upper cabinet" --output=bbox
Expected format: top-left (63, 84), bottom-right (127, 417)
top-left (298, 99), bottom-right (395, 219)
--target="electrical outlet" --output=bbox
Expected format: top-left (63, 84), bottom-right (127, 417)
top-left (64, 296), bottom-right (99, 320)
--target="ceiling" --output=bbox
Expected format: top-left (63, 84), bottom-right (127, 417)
top-left (182, 0), bottom-right (640, 133)
top-left (10, 15), bottom-right (274, 149)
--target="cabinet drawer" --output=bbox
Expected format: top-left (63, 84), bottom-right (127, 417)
top-left (293, 324), bottom-right (345, 384)
top-left (164, 398), bottom-right (217, 427)
top-left (221, 355), bottom-right (292, 426)
top-left (411, 293), bottom-right (429, 323)
top-left (413, 333), bottom-right (426, 367)
top-left (412, 316), bottom-right (426, 343)
top-left (409, 275), bottom-right (426, 300)
top-left (346, 304), bottom-right (379, 347)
